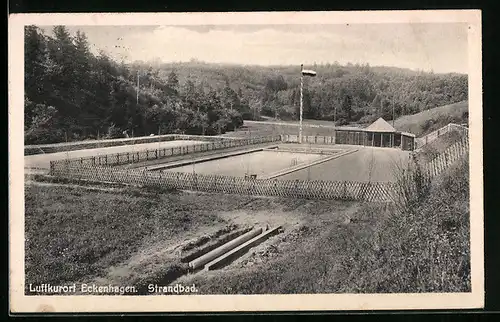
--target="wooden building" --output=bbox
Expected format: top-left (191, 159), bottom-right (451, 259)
top-left (333, 118), bottom-right (415, 151)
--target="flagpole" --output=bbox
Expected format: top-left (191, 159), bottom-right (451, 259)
top-left (136, 70), bottom-right (139, 105)
top-left (299, 64), bottom-right (303, 144)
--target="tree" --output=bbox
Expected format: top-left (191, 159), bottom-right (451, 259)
top-left (341, 93), bottom-right (353, 122)
top-left (167, 70), bottom-right (179, 92)
top-left (25, 99), bottom-right (61, 144)
top-left (221, 85), bottom-right (240, 110)
top-left (24, 26), bottom-right (49, 102)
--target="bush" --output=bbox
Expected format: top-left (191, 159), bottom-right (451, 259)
top-left (25, 127), bottom-right (65, 145)
top-left (25, 101), bottom-right (64, 144)
top-left (363, 154), bottom-right (471, 292)
top-left (391, 156), bottom-right (432, 213)
top-left (105, 123), bottom-right (123, 139)
top-left (336, 118), bottom-right (349, 126)
top-left (358, 114), bottom-right (378, 125)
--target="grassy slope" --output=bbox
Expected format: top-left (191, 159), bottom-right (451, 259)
top-left (224, 121), bottom-right (338, 138)
top-left (178, 156), bottom-right (470, 294)
top-left (416, 130), bottom-right (465, 163)
top-left (394, 100), bottom-right (468, 137)
top-left (24, 185), bottom-right (252, 287)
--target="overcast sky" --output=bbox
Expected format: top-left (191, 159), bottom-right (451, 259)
top-left (41, 23), bottom-right (468, 74)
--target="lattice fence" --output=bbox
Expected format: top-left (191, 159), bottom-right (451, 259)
top-left (50, 162), bottom-right (397, 202)
top-left (49, 135), bottom-right (281, 171)
top-left (280, 135), bottom-right (336, 144)
top-left (25, 133), bottom-right (238, 155)
top-left (47, 132), bottom-right (469, 203)
top-left (415, 123), bottom-right (469, 150)
top-left (421, 136), bottom-right (469, 178)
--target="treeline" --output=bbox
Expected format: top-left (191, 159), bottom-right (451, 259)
top-left (24, 26), bottom-right (247, 144)
top-left (25, 26), bottom-right (468, 144)
top-left (261, 64), bottom-right (468, 125)
top-left (156, 62), bottom-right (467, 126)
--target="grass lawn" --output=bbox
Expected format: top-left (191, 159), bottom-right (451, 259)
top-left (224, 122), bottom-right (338, 138)
top-left (24, 184), bottom-right (253, 289)
top-left (394, 100), bottom-right (468, 137)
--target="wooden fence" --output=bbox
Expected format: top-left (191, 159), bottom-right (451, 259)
top-left (49, 135), bottom-right (281, 171)
top-left (421, 136), bottom-right (469, 177)
top-left (281, 133), bottom-right (415, 151)
top-left (415, 123), bottom-right (469, 150)
top-left (281, 135), bottom-right (336, 144)
top-left (48, 131), bottom-right (469, 203)
top-left (50, 163), bottom-right (397, 202)
top-left (25, 133), bottom-right (239, 155)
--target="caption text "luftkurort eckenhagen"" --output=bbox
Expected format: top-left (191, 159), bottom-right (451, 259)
top-left (28, 283), bottom-right (199, 295)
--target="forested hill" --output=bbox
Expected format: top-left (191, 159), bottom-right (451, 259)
top-left (25, 26), bottom-right (468, 145)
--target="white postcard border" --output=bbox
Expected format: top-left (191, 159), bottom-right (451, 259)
top-left (9, 10), bottom-right (483, 313)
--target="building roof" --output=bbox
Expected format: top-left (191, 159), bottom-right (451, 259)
top-left (365, 117), bottom-right (397, 133)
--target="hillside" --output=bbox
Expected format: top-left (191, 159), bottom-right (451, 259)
top-left (394, 100), bottom-right (468, 137)
top-left (155, 61), bottom-right (468, 125)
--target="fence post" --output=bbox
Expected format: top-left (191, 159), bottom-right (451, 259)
top-left (105, 155), bottom-right (108, 166)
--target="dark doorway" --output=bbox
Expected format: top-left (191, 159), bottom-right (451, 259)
top-left (382, 133), bottom-right (392, 147)
top-left (373, 133), bottom-right (382, 147)
top-left (394, 133), bottom-right (402, 148)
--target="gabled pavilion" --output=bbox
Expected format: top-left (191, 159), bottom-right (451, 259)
top-left (333, 117), bottom-right (415, 151)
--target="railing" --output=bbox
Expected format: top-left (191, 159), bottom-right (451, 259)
top-left (281, 135), bottom-right (336, 144)
top-left (415, 123), bottom-right (469, 150)
top-left (50, 163), bottom-right (397, 202)
top-left (25, 134), bottom-right (238, 155)
top-left (47, 131), bottom-right (469, 203)
top-left (421, 136), bottom-right (469, 178)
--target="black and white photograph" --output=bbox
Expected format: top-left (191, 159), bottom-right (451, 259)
top-left (9, 11), bottom-right (483, 313)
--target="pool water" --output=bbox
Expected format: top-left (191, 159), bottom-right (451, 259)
top-left (162, 150), bottom-right (324, 178)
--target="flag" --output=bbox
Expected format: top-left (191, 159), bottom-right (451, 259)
top-left (301, 69), bottom-right (317, 77)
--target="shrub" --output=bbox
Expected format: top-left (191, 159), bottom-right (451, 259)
top-left (105, 123), bottom-right (123, 139)
top-left (359, 154), bottom-right (471, 292)
top-left (391, 155), bottom-right (432, 214)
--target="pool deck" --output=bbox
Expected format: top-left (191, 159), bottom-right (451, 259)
top-left (260, 148), bottom-right (358, 179)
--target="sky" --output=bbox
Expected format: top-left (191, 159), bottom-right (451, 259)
top-left (40, 23), bottom-right (468, 74)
